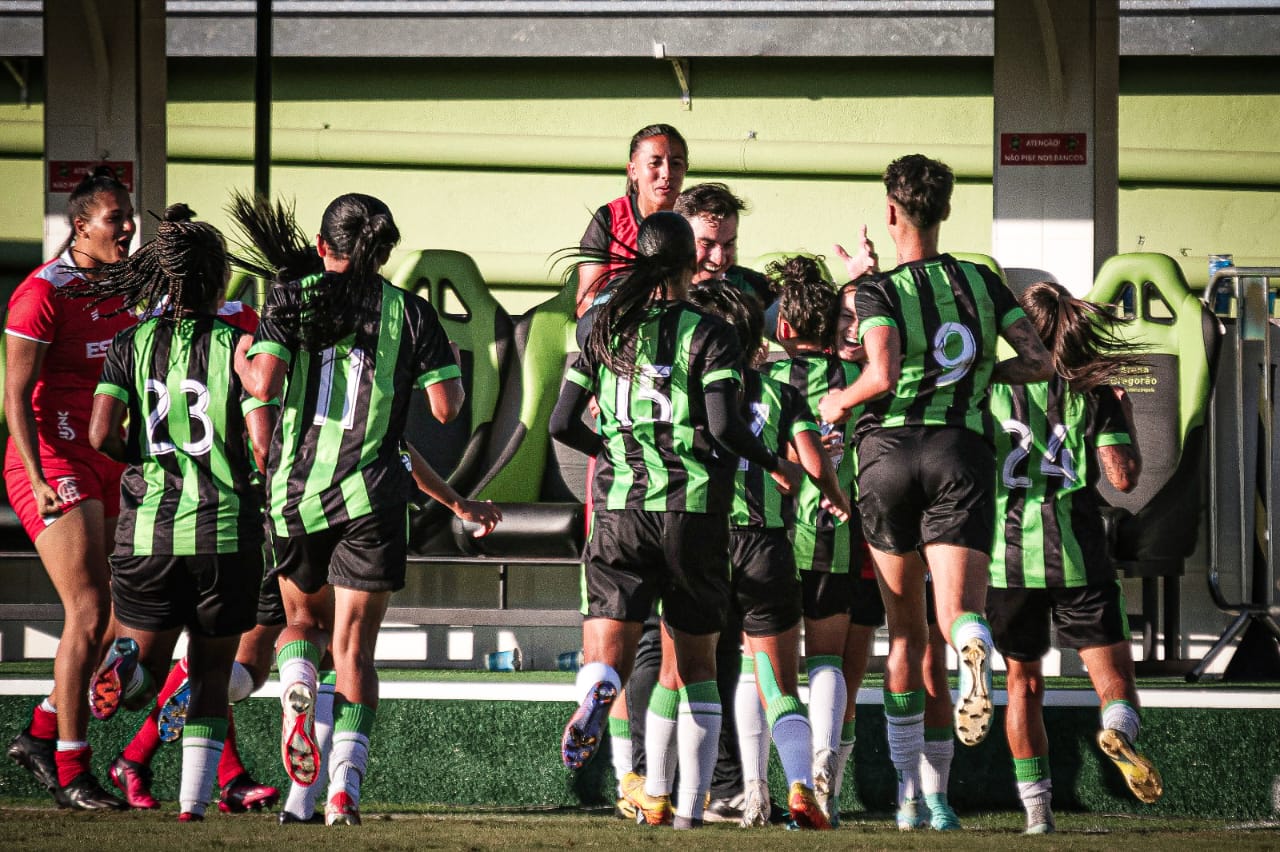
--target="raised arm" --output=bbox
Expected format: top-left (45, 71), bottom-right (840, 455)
top-left (992, 316), bottom-right (1054, 385)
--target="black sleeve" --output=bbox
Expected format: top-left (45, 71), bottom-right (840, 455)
top-left (251, 278), bottom-right (301, 358)
top-left (549, 376), bottom-right (602, 458)
top-left (580, 204), bottom-right (613, 256)
top-left (706, 379), bottom-right (779, 472)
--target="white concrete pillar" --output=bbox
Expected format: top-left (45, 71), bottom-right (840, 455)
top-left (43, 0), bottom-right (166, 258)
top-left (992, 0), bottom-right (1118, 295)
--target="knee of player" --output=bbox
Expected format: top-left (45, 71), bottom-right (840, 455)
top-left (1004, 660), bottom-right (1045, 699)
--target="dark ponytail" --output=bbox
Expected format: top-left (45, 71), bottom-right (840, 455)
top-left (584, 211), bottom-right (695, 379)
top-left (1019, 281), bottom-right (1146, 394)
top-left (60, 203), bottom-right (227, 318)
top-left (57, 165), bottom-right (129, 256)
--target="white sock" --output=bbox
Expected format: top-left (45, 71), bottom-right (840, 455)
top-left (57, 739), bottom-right (89, 751)
top-left (833, 731), bottom-right (856, 799)
top-left (1018, 777), bottom-right (1053, 805)
top-left (920, 736), bottom-right (954, 796)
top-left (179, 725), bottom-right (225, 817)
top-left (39, 697), bottom-right (56, 715)
top-left (886, 708), bottom-right (925, 805)
top-left (674, 682), bottom-right (721, 821)
top-left (278, 655), bottom-right (318, 697)
top-left (950, 617), bottom-right (992, 652)
top-left (227, 661), bottom-right (256, 703)
top-left (772, 713), bottom-right (814, 787)
top-left (575, 661), bottom-right (622, 704)
top-left (610, 723), bottom-right (633, 794)
top-left (1101, 700), bottom-right (1141, 743)
top-left (328, 730), bottom-right (370, 808)
top-left (807, 659), bottom-right (847, 757)
top-left (735, 666), bottom-right (769, 783)
top-left (644, 705), bottom-right (678, 797)
top-left (285, 673), bottom-right (335, 819)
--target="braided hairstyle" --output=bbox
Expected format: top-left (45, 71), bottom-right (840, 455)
top-left (584, 211), bottom-right (696, 380)
top-left (58, 165), bottom-right (130, 256)
top-left (1019, 281), bottom-right (1146, 394)
top-left (768, 254), bottom-right (837, 347)
top-left (60, 203), bottom-right (227, 318)
top-left (230, 192), bottom-right (399, 354)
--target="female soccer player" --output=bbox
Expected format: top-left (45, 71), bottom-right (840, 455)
top-left (235, 192), bottom-right (500, 826)
top-left (4, 167), bottom-right (139, 809)
top-left (550, 211), bottom-right (800, 829)
top-left (988, 281), bottom-right (1161, 834)
top-left (73, 203), bottom-right (276, 821)
top-left (575, 124), bottom-right (689, 318)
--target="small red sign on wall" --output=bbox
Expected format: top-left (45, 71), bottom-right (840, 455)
top-left (1000, 133), bottom-right (1087, 166)
top-left (48, 161), bottom-right (135, 192)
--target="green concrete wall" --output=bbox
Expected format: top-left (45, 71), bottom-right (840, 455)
top-left (1, 56), bottom-right (1278, 302)
top-left (1, 694), bottom-right (1277, 819)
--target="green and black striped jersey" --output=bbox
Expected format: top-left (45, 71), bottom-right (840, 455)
top-left (96, 316), bottom-right (269, 556)
top-left (565, 301), bottom-right (742, 513)
top-left (767, 352), bottom-right (860, 572)
top-left (249, 274), bottom-right (460, 537)
top-left (853, 254), bottom-right (1024, 444)
top-left (731, 370), bottom-right (818, 529)
top-left (989, 378), bottom-right (1133, 589)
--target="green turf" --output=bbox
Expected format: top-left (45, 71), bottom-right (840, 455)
top-left (0, 807), bottom-right (1275, 851)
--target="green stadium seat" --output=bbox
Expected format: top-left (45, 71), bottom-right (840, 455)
top-left (389, 250), bottom-right (516, 549)
top-left (1086, 252), bottom-right (1223, 670)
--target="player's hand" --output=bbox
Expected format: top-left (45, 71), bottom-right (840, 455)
top-left (819, 428), bottom-right (844, 458)
top-left (833, 226), bottom-right (878, 280)
top-left (30, 479), bottom-right (62, 517)
top-left (818, 390), bottom-right (852, 426)
top-left (456, 499), bottom-right (502, 537)
top-left (820, 494), bottom-right (852, 524)
top-left (770, 456), bottom-right (804, 496)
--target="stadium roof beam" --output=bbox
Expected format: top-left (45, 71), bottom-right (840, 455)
top-left (4, 1), bottom-right (1280, 58)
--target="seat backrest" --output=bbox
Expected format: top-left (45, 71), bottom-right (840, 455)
top-left (949, 252), bottom-right (1009, 286)
top-left (389, 250), bottom-right (515, 496)
top-left (1086, 252), bottom-right (1223, 562)
top-left (471, 272), bottom-right (584, 503)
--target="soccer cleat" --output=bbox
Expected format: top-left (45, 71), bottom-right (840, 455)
top-left (219, 773), bottom-right (280, 813)
top-left (279, 810), bottom-right (326, 825)
top-left (7, 729), bottom-right (60, 795)
top-left (812, 746), bottom-right (838, 823)
top-left (896, 794), bottom-right (925, 831)
top-left (158, 678), bottom-right (191, 743)
top-left (281, 681), bottom-right (320, 786)
top-left (954, 637), bottom-right (993, 746)
top-left (177, 811), bottom-right (203, 823)
top-left (614, 797), bottom-right (637, 821)
top-left (703, 792), bottom-right (745, 824)
top-left (325, 791), bottom-right (361, 826)
top-left (924, 792), bottom-right (960, 831)
top-left (89, 638), bottom-right (140, 721)
top-left (740, 779), bottom-right (771, 828)
top-left (787, 781), bottom-right (832, 830)
top-left (1024, 798), bottom-right (1056, 834)
top-left (1097, 728), bottom-right (1164, 804)
top-left (559, 680), bottom-right (617, 770)
top-left (620, 771), bottom-right (673, 826)
top-left (108, 753), bottom-right (159, 809)
top-left (60, 772), bottom-right (127, 810)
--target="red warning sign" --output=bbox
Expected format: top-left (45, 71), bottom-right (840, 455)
top-left (48, 161), bottom-right (134, 192)
top-left (1000, 133), bottom-right (1087, 166)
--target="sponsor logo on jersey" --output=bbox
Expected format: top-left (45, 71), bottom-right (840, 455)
top-left (57, 411), bottom-right (75, 441)
top-left (86, 339), bottom-right (112, 359)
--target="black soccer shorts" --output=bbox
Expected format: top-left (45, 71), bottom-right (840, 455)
top-left (270, 507), bottom-right (409, 594)
top-left (986, 581), bottom-right (1130, 662)
top-left (730, 526), bottom-right (802, 637)
top-left (111, 548), bottom-right (263, 638)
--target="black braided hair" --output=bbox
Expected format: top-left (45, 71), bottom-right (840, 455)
top-left (59, 203), bottom-right (227, 319)
top-left (580, 211), bottom-right (696, 380)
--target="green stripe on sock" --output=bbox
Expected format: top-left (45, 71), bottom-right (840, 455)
top-left (765, 694), bottom-right (805, 728)
top-left (948, 611), bottom-right (987, 648)
top-left (277, 639), bottom-right (321, 668)
top-left (679, 680), bottom-right (720, 707)
top-left (841, 720), bottom-right (856, 742)
top-left (1014, 755), bottom-right (1050, 783)
top-left (1102, 699), bottom-right (1134, 714)
top-left (184, 716), bottom-right (228, 742)
top-left (805, 654), bottom-right (842, 674)
top-left (334, 701), bottom-right (376, 736)
top-left (740, 655), bottom-right (755, 675)
top-left (608, 716), bottom-right (630, 739)
top-left (925, 726), bottom-right (953, 742)
top-left (649, 684), bottom-right (680, 720)
top-left (884, 689), bottom-right (926, 717)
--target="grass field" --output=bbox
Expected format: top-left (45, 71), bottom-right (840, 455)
top-left (0, 804), bottom-right (1277, 851)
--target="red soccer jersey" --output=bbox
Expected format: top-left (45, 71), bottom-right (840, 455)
top-left (5, 253), bottom-right (136, 450)
top-left (218, 300), bottom-right (260, 334)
